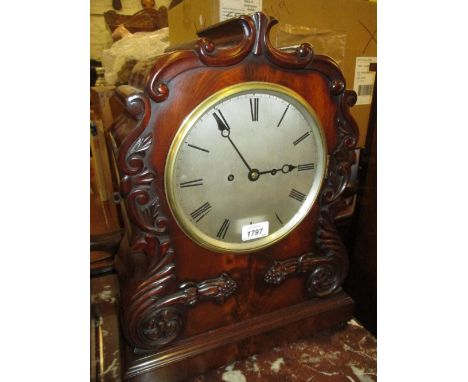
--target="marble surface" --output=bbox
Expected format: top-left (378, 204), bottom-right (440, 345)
top-left (90, 274), bottom-right (376, 382)
top-left (190, 320), bottom-right (376, 382)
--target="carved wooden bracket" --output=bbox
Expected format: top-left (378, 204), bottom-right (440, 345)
top-left (257, 11), bottom-right (358, 298)
top-left (131, 267), bottom-right (238, 350)
top-left (114, 85), bottom-right (238, 351)
top-left (264, 85), bottom-right (358, 297)
top-left (264, 253), bottom-right (340, 297)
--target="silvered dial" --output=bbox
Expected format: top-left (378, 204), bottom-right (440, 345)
top-left (165, 82), bottom-right (327, 253)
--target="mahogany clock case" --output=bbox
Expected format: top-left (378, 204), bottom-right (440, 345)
top-left (110, 12), bottom-right (358, 381)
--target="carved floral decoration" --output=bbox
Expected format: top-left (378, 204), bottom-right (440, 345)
top-left (115, 86), bottom-right (237, 351)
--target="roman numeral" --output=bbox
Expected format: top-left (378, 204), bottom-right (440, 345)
top-left (180, 178), bottom-right (203, 188)
top-left (275, 212), bottom-right (283, 226)
top-left (250, 98), bottom-right (259, 121)
top-left (277, 104), bottom-right (290, 127)
top-left (289, 189), bottom-right (306, 203)
top-left (216, 219), bottom-right (230, 239)
top-left (187, 143), bottom-right (209, 153)
top-left (293, 132), bottom-right (310, 146)
top-left (190, 202), bottom-right (212, 222)
top-left (298, 163), bottom-right (315, 171)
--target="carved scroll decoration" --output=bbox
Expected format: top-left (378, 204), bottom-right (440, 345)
top-left (196, 15), bottom-right (256, 66)
top-left (264, 86), bottom-right (358, 297)
top-left (253, 12), bottom-right (315, 68)
top-left (145, 12), bottom-right (315, 104)
top-left (115, 86), bottom-right (237, 350)
top-left (310, 89), bottom-right (358, 295)
top-left (143, 12), bottom-right (350, 106)
top-left (264, 253), bottom-right (340, 297)
top-left (253, 13), bottom-right (359, 297)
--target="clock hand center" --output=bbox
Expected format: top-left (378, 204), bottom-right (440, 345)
top-left (248, 169), bottom-right (260, 181)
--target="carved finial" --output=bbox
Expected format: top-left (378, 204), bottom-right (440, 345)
top-left (251, 12), bottom-right (315, 68)
top-left (252, 12), bottom-right (274, 55)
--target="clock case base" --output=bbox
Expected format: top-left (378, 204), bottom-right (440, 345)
top-left (122, 291), bottom-right (354, 381)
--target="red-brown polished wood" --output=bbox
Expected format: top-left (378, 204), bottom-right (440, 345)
top-left (110, 12), bottom-right (358, 381)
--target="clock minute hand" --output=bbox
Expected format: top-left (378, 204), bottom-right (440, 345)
top-left (213, 112), bottom-right (252, 172)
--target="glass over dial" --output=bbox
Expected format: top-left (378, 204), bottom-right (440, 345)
top-left (165, 82), bottom-right (327, 253)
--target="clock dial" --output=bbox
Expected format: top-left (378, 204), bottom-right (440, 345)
top-left (165, 82), bottom-right (327, 253)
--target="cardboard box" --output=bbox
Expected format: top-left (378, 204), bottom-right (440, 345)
top-left (168, 0), bottom-right (376, 147)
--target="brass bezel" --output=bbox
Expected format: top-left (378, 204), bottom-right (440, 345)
top-left (165, 82), bottom-right (327, 254)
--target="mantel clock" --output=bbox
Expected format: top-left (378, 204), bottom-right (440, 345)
top-left (111, 12), bottom-right (358, 381)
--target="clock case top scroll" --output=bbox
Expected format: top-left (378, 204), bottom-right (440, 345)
top-left (111, 11), bottom-right (358, 381)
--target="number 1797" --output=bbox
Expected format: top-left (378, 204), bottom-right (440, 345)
top-left (247, 228), bottom-right (263, 237)
top-left (241, 221), bottom-right (269, 242)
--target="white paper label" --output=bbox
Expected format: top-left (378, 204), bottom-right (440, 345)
top-left (353, 57), bottom-right (377, 105)
top-left (241, 221), bottom-right (269, 241)
top-left (219, 0), bottom-right (262, 21)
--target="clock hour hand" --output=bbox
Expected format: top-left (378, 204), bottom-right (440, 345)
top-left (259, 164), bottom-right (297, 176)
top-left (212, 111), bottom-right (253, 172)
top-left (213, 111), bottom-right (230, 136)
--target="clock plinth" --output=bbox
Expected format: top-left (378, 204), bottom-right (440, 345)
top-left (123, 292), bottom-right (354, 381)
top-left (111, 12), bottom-right (358, 381)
